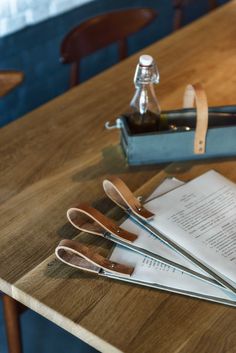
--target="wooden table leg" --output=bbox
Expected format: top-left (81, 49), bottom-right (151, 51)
top-left (2, 295), bottom-right (23, 353)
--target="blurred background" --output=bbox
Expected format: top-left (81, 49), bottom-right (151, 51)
top-left (0, 0), bottom-right (229, 127)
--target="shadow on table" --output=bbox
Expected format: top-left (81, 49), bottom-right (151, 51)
top-left (71, 145), bottom-right (162, 182)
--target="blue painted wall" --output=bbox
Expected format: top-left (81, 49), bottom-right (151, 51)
top-left (0, 300), bottom-right (98, 353)
top-left (0, 0), bottom-right (229, 127)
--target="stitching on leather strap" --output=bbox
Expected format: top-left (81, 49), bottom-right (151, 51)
top-left (103, 176), bottom-right (154, 221)
top-left (55, 239), bottom-right (134, 276)
top-left (67, 203), bottom-right (137, 243)
top-left (183, 82), bottom-right (208, 154)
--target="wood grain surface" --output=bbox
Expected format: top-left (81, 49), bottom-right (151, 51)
top-left (0, 71), bottom-right (24, 97)
top-left (0, 2), bottom-right (236, 352)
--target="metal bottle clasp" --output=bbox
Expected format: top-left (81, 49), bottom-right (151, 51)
top-left (105, 118), bottom-right (123, 130)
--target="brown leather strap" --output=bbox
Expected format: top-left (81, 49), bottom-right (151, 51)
top-left (103, 177), bottom-right (154, 221)
top-left (55, 239), bottom-right (134, 276)
top-left (183, 83), bottom-right (208, 154)
top-left (67, 204), bottom-right (137, 243)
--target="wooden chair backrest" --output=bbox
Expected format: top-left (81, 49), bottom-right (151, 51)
top-left (60, 8), bottom-right (157, 87)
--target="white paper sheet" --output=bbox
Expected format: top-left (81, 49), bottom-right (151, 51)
top-left (108, 245), bottom-right (236, 303)
top-left (120, 178), bottom-right (211, 277)
top-left (146, 177), bottom-right (184, 202)
top-left (107, 172), bottom-right (236, 304)
top-left (145, 170), bottom-right (236, 287)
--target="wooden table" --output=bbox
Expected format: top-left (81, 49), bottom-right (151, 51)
top-left (0, 2), bottom-right (236, 352)
top-left (0, 71), bottom-right (24, 97)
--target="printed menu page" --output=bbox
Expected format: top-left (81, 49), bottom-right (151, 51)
top-left (121, 178), bottom-right (210, 277)
top-left (108, 174), bottom-right (236, 304)
top-left (109, 244), bottom-right (236, 303)
top-left (146, 170), bottom-right (236, 286)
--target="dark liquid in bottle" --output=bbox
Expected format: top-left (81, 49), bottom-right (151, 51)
top-left (125, 111), bottom-right (236, 135)
top-left (125, 110), bottom-right (163, 134)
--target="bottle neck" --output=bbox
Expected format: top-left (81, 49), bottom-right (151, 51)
top-left (130, 83), bottom-right (161, 116)
top-left (134, 62), bottom-right (159, 86)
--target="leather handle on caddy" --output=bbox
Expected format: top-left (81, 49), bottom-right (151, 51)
top-left (67, 203), bottom-right (137, 243)
top-left (55, 239), bottom-right (134, 276)
top-left (183, 83), bottom-right (209, 154)
top-left (103, 177), bottom-right (154, 221)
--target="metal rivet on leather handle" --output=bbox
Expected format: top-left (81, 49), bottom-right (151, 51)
top-left (67, 203), bottom-right (138, 243)
top-left (183, 83), bottom-right (208, 154)
top-left (103, 176), bottom-right (154, 221)
top-left (55, 239), bottom-right (134, 276)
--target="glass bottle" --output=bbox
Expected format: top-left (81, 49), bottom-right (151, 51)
top-left (125, 54), bottom-right (164, 134)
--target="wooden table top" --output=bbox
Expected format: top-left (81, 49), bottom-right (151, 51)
top-left (0, 2), bottom-right (236, 352)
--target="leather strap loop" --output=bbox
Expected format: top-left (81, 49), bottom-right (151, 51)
top-left (67, 203), bottom-right (137, 243)
top-left (55, 239), bottom-right (134, 276)
top-left (183, 83), bottom-right (208, 154)
top-left (103, 177), bottom-right (154, 221)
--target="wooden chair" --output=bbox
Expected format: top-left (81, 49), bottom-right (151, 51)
top-left (173, 0), bottom-right (218, 30)
top-left (60, 8), bottom-right (158, 88)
